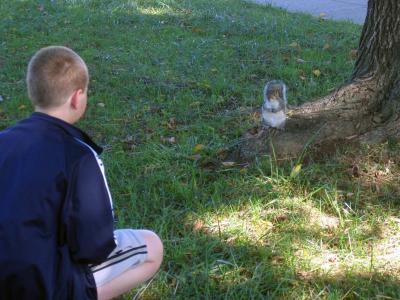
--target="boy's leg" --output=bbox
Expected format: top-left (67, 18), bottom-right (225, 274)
top-left (94, 230), bottom-right (163, 300)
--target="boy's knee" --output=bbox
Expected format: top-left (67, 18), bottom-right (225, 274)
top-left (140, 230), bottom-right (163, 266)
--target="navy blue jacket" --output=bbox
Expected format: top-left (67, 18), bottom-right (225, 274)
top-left (0, 112), bottom-right (116, 299)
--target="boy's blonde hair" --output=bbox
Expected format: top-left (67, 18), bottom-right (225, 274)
top-left (27, 46), bottom-right (89, 108)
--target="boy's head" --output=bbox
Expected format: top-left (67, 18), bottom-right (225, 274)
top-left (27, 46), bottom-right (89, 110)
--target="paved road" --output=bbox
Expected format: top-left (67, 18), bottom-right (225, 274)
top-left (250, 0), bottom-right (368, 24)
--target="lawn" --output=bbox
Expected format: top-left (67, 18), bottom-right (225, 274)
top-left (1, 0), bottom-right (400, 299)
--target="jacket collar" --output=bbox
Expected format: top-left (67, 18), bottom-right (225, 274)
top-left (30, 112), bottom-right (103, 154)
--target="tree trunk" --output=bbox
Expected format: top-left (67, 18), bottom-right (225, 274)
top-left (237, 0), bottom-right (400, 160)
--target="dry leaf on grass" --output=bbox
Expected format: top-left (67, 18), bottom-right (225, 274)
top-left (271, 255), bottom-right (285, 266)
top-left (323, 43), bottom-right (331, 50)
top-left (290, 164), bottom-right (302, 178)
top-left (350, 49), bottom-right (358, 59)
top-left (296, 270), bottom-right (314, 281)
top-left (191, 27), bottom-right (203, 33)
top-left (193, 220), bottom-right (205, 232)
top-left (161, 136), bottom-right (176, 144)
top-left (166, 118), bottom-right (177, 130)
top-left (193, 144), bottom-right (204, 153)
top-left (313, 69), bottom-right (322, 77)
top-left (221, 161), bottom-right (235, 167)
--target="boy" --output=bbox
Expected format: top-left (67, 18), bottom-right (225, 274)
top-left (0, 46), bottom-right (163, 300)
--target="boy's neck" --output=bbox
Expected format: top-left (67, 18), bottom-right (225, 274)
top-left (35, 107), bottom-right (77, 124)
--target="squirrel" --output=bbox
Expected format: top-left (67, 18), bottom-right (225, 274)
top-left (261, 80), bottom-right (287, 129)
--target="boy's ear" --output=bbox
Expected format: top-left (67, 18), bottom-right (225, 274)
top-left (70, 89), bottom-right (83, 109)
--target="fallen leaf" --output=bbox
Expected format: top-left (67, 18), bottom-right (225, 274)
top-left (373, 115), bottom-right (382, 123)
top-left (313, 69), bottom-right (322, 77)
top-left (289, 42), bottom-right (299, 48)
top-left (300, 75), bottom-right (307, 81)
top-left (193, 220), bottom-right (204, 232)
top-left (200, 82), bottom-right (211, 91)
top-left (282, 54), bottom-right (291, 63)
top-left (166, 118), bottom-right (177, 130)
top-left (350, 49), bottom-right (358, 59)
top-left (297, 271), bottom-right (314, 281)
top-left (261, 220), bottom-right (274, 230)
top-left (190, 101), bottom-right (201, 107)
top-left (191, 27), bottom-right (203, 33)
top-left (121, 135), bottom-right (139, 151)
top-left (274, 213), bottom-right (289, 222)
top-left (97, 102), bottom-right (105, 108)
top-left (296, 58), bottom-right (306, 64)
top-left (240, 168), bottom-right (247, 174)
top-left (216, 148), bottom-right (228, 158)
top-left (290, 164), bottom-right (302, 178)
top-left (221, 161), bottom-right (235, 167)
top-left (351, 165), bottom-right (360, 177)
top-left (193, 144), bottom-right (204, 153)
top-left (226, 236), bottom-right (237, 244)
top-left (323, 43), bottom-right (331, 50)
top-left (271, 255), bottom-right (285, 265)
top-left (18, 105), bottom-right (26, 110)
top-left (160, 136), bottom-right (176, 144)
top-left (346, 134), bottom-right (358, 140)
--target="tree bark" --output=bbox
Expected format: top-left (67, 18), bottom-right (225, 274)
top-left (237, 0), bottom-right (400, 160)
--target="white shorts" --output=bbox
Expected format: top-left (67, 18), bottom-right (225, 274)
top-left (91, 229), bottom-right (148, 287)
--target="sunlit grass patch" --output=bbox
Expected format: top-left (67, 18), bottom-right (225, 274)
top-left (295, 215), bottom-right (400, 279)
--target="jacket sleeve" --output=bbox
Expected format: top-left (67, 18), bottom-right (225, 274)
top-left (66, 152), bottom-right (116, 265)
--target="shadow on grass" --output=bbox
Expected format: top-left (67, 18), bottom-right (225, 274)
top-left (130, 148), bottom-right (400, 299)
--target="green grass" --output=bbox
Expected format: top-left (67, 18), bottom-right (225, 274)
top-left (1, 0), bottom-right (400, 299)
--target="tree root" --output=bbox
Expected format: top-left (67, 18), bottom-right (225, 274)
top-left (232, 79), bottom-right (399, 161)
